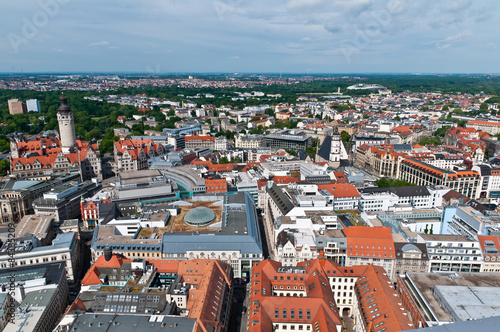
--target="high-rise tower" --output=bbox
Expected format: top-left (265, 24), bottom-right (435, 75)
top-left (57, 95), bottom-right (77, 153)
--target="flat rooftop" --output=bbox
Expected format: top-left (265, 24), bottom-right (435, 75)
top-left (435, 285), bottom-right (500, 321)
top-left (406, 272), bottom-right (500, 323)
top-left (16, 213), bottom-right (54, 239)
top-left (119, 169), bottom-right (165, 186)
top-left (69, 313), bottom-right (196, 332)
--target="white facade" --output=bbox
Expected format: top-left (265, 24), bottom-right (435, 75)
top-left (417, 234), bottom-right (483, 273)
top-left (26, 99), bottom-right (41, 113)
top-left (0, 233), bottom-right (78, 281)
top-left (234, 134), bottom-right (263, 149)
top-left (215, 136), bottom-right (228, 151)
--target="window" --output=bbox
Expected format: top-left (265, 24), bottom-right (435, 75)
top-left (307, 310), bottom-right (311, 319)
top-left (283, 309), bottom-right (287, 319)
top-left (291, 310), bottom-right (295, 319)
top-left (299, 310), bottom-right (303, 319)
top-left (275, 309), bottom-right (279, 318)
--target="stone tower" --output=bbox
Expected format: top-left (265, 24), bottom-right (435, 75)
top-left (57, 95), bottom-right (77, 153)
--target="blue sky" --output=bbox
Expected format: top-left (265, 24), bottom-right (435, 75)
top-left (1, 0), bottom-right (499, 73)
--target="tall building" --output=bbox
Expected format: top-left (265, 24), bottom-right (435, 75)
top-left (7, 99), bottom-right (27, 115)
top-left (56, 95), bottom-right (78, 153)
top-left (264, 130), bottom-right (313, 151)
top-left (26, 98), bottom-right (41, 113)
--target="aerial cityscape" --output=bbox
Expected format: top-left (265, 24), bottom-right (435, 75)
top-left (1, 1), bottom-right (500, 332)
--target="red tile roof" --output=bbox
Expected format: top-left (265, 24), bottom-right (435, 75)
top-left (318, 183), bottom-right (360, 198)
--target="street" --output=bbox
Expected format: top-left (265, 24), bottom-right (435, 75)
top-left (228, 284), bottom-right (250, 332)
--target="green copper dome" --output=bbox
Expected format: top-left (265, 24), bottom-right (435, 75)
top-left (184, 207), bottom-right (216, 227)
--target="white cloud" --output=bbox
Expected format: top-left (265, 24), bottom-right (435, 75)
top-left (88, 41), bottom-right (110, 47)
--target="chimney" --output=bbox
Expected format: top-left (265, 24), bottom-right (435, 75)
top-left (104, 245), bottom-right (113, 261)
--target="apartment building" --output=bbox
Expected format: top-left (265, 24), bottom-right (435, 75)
top-left (478, 235), bottom-right (500, 272)
top-left (417, 234), bottom-right (482, 273)
top-left (467, 120), bottom-right (500, 135)
top-left (114, 138), bottom-right (166, 172)
top-left (248, 259), bottom-right (414, 332)
top-left (398, 158), bottom-right (479, 198)
top-left (344, 227), bottom-right (396, 281)
top-left (359, 186), bottom-right (450, 212)
top-left (234, 134), bottom-right (263, 149)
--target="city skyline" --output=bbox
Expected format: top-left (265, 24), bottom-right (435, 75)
top-left (1, 0), bottom-right (499, 74)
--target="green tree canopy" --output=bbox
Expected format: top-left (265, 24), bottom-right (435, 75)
top-left (376, 178), bottom-right (416, 188)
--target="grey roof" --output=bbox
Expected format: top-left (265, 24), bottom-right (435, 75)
top-left (30, 232), bottom-right (76, 252)
top-left (296, 149), bottom-right (312, 161)
top-left (162, 234), bottom-right (262, 253)
top-left (406, 316), bottom-right (500, 332)
top-left (267, 183), bottom-right (294, 216)
top-left (70, 313), bottom-right (196, 332)
top-left (11, 180), bottom-right (41, 190)
top-left (20, 288), bottom-right (57, 307)
top-left (162, 192), bottom-right (262, 254)
top-left (400, 243), bottom-right (421, 252)
top-left (0, 261), bottom-right (66, 285)
top-left (317, 135), bottom-right (332, 161)
top-left (393, 144), bottom-right (412, 152)
top-left (361, 186), bottom-right (430, 197)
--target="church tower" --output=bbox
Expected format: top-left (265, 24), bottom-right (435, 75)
top-left (57, 95), bottom-right (77, 153)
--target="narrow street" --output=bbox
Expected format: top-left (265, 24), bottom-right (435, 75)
top-left (228, 284), bottom-right (250, 332)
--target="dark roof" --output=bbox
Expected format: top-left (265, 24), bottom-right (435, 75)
top-left (442, 190), bottom-right (469, 201)
top-left (57, 95), bottom-right (72, 112)
top-left (466, 199), bottom-right (496, 213)
top-left (317, 135), bottom-right (332, 161)
top-left (393, 144), bottom-right (412, 152)
top-left (296, 149), bottom-right (312, 161)
top-left (405, 315), bottom-right (500, 332)
top-left (276, 230), bottom-right (293, 248)
top-left (267, 183), bottom-right (294, 216)
top-left (360, 186), bottom-right (430, 197)
top-left (394, 242), bottom-right (428, 260)
top-left (99, 202), bottom-right (118, 225)
top-left (477, 164), bottom-right (493, 176)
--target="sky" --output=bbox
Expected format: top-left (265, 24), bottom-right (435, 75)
top-left (1, 0), bottom-right (499, 73)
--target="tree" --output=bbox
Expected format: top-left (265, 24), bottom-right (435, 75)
top-left (424, 224), bottom-right (429, 234)
top-left (220, 157), bottom-right (229, 164)
top-left (480, 102), bottom-right (489, 110)
top-left (191, 110), bottom-right (196, 117)
top-left (0, 159), bottom-right (10, 176)
top-left (0, 137), bottom-right (10, 152)
top-left (418, 136), bottom-right (442, 146)
top-left (394, 116), bottom-right (401, 121)
top-left (340, 131), bottom-right (351, 146)
top-left (376, 177), bottom-right (415, 188)
top-left (433, 126), bottom-right (451, 138)
top-left (265, 108), bottom-right (275, 118)
top-left (305, 146), bottom-right (316, 157)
